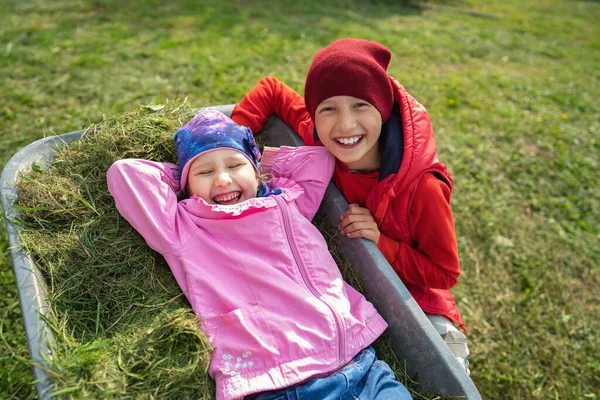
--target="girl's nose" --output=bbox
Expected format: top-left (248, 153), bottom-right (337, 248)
top-left (214, 172), bottom-right (232, 187)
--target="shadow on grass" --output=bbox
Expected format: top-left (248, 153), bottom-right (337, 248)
top-left (5, 0), bottom-right (421, 48)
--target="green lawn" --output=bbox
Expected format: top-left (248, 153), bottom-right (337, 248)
top-left (1, 0), bottom-right (598, 399)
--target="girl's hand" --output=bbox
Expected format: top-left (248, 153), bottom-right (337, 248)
top-left (338, 203), bottom-right (380, 244)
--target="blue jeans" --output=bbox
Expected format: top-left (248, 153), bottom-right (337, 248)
top-left (251, 347), bottom-right (411, 400)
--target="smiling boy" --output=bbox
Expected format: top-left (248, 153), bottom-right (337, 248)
top-left (231, 38), bottom-right (470, 372)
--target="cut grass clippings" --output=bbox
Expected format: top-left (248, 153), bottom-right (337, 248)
top-left (13, 103), bottom-right (436, 399)
top-left (14, 103), bottom-right (217, 398)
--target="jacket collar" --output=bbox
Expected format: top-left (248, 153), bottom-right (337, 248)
top-left (180, 180), bottom-right (303, 219)
top-left (378, 103), bottom-right (404, 182)
top-left (383, 79), bottom-right (440, 195)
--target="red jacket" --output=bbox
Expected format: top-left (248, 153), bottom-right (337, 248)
top-left (231, 77), bottom-right (465, 331)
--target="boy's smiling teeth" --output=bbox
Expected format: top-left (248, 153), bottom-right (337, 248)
top-left (213, 191), bottom-right (241, 204)
top-left (336, 135), bottom-right (363, 146)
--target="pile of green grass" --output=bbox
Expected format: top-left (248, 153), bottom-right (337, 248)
top-left (15, 103), bottom-right (215, 398)
top-left (14, 103), bottom-right (433, 399)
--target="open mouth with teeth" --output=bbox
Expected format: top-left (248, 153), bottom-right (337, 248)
top-left (335, 135), bottom-right (364, 147)
top-left (212, 191), bottom-right (242, 205)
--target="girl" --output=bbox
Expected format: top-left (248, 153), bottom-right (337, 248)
top-left (106, 109), bottom-right (411, 400)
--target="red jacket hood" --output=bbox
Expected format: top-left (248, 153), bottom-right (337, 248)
top-left (384, 77), bottom-right (452, 196)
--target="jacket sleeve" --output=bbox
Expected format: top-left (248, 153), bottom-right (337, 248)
top-left (260, 146), bottom-right (335, 221)
top-left (230, 76), bottom-right (316, 144)
top-left (377, 174), bottom-right (460, 289)
top-left (106, 159), bottom-right (183, 255)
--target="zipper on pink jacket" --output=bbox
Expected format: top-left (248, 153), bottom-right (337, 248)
top-left (273, 196), bottom-right (346, 367)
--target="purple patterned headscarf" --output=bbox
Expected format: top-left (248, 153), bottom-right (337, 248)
top-left (175, 109), bottom-right (262, 192)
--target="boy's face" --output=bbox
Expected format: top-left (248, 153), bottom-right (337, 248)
top-left (187, 148), bottom-right (258, 205)
top-left (314, 96), bottom-right (382, 172)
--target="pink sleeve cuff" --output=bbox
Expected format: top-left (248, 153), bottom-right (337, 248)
top-left (259, 146), bottom-right (281, 176)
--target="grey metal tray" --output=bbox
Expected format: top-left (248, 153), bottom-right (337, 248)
top-left (1, 104), bottom-right (481, 399)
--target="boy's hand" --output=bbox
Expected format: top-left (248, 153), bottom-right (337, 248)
top-left (338, 204), bottom-right (380, 244)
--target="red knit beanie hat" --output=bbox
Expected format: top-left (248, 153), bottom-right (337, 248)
top-left (304, 38), bottom-right (394, 122)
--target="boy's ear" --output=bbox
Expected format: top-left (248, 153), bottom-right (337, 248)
top-left (313, 126), bottom-right (320, 144)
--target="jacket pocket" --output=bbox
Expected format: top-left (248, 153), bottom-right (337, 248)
top-left (203, 305), bottom-right (279, 378)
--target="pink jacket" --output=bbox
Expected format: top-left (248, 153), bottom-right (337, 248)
top-left (106, 146), bottom-right (388, 400)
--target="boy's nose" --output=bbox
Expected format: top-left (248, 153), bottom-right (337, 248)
top-left (338, 112), bottom-right (357, 133)
top-left (215, 172), bottom-right (232, 187)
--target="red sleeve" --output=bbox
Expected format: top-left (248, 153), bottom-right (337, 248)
top-left (230, 76), bottom-right (315, 144)
top-left (377, 173), bottom-right (460, 289)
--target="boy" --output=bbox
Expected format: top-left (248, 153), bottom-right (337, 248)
top-left (230, 38), bottom-right (470, 372)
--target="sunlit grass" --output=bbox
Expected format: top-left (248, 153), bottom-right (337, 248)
top-left (1, 0), bottom-right (598, 398)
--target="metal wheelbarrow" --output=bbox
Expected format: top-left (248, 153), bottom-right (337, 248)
top-left (1, 104), bottom-right (481, 399)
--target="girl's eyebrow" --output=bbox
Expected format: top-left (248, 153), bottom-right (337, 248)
top-left (190, 161), bottom-right (214, 172)
top-left (191, 155), bottom-right (245, 170)
top-left (224, 154), bottom-right (245, 161)
top-left (191, 161), bottom-right (211, 169)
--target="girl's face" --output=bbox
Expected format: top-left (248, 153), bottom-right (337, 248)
top-left (314, 95), bottom-right (383, 172)
top-left (187, 149), bottom-right (258, 205)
